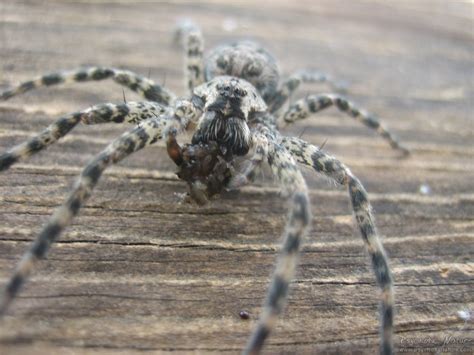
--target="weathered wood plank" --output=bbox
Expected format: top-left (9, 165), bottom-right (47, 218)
top-left (0, 1), bottom-right (472, 354)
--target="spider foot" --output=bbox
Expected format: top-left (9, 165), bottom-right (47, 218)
top-left (394, 143), bottom-right (411, 157)
top-left (174, 19), bottom-right (199, 45)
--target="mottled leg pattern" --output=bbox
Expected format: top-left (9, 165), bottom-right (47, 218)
top-left (283, 94), bottom-right (409, 155)
top-left (229, 132), bottom-right (269, 188)
top-left (0, 67), bottom-right (175, 105)
top-left (243, 130), bottom-right (311, 354)
top-left (176, 22), bottom-right (205, 92)
top-left (246, 192), bottom-right (310, 355)
top-left (268, 70), bottom-right (346, 113)
top-left (0, 114), bottom-right (184, 315)
top-left (281, 136), bottom-right (394, 355)
top-left (0, 101), bottom-right (168, 172)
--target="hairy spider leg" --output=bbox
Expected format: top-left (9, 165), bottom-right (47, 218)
top-left (246, 193), bottom-right (310, 355)
top-left (282, 136), bottom-right (394, 355)
top-left (282, 94), bottom-right (410, 155)
top-left (176, 22), bottom-right (205, 93)
top-left (0, 107), bottom-right (195, 315)
top-left (231, 126), bottom-right (309, 351)
top-left (243, 127), bottom-right (311, 354)
top-left (0, 67), bottom-right (175, 105)
top-left (269, 69), bottom-right (347, 113)
top-left (228, 131), bottom-right (269, 188)
top-left (0, 101), bottom-right (169, 172)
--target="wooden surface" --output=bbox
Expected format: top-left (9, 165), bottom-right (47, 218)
top-left (0, 1), bottom-right (473, 354)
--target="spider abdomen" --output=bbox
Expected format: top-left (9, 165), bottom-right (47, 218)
top-left (205, 42), bottom-right (279, 102)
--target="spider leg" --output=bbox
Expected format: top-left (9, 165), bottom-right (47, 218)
top-left (0, 109), bottom-right (192, 315)
top-left (0, 67), bottom-right (175, 105)
top-left (175, 21), bottom-right (205, 93)
top-left (281, 94), bottom-right (409, 155)
top-left (0, 101), bottom-right (169, 172)
top-left (228, 132), bottom-right (269, 188)
top-left (269, 70), bottom-right (347, 113)
top-left (281, 136), bottom-right (394, 355)
top-left (241, 128), bottom-right (311, 354)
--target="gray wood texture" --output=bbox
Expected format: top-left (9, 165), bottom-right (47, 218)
top-left (0, 1), bottom-right (472, 354)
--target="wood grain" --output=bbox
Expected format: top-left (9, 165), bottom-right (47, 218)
top-left (0, 1), bottom-right (472, 354)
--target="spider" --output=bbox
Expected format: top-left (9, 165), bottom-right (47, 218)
top-left (0, 22), bottom-right (408, 355)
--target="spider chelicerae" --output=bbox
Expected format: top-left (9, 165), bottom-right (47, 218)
top-left (0, 22), bottom-right (409, 355)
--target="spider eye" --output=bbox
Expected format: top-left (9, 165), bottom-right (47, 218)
top-left (234, 88), bottom-right (246, 97)
top-left (216, 56), bottom-right (228, 69)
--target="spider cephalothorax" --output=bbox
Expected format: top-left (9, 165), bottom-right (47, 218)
top-left (191, 76), bottom-right (267, 156)
top-left (0, 22), bottom-right (408, 355)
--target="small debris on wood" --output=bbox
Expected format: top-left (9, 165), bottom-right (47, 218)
top-left (239, 310), bottom-right (250, 320)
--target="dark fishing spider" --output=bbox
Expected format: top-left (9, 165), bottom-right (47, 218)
top-left (0, 22), bottom-right (408, 354)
